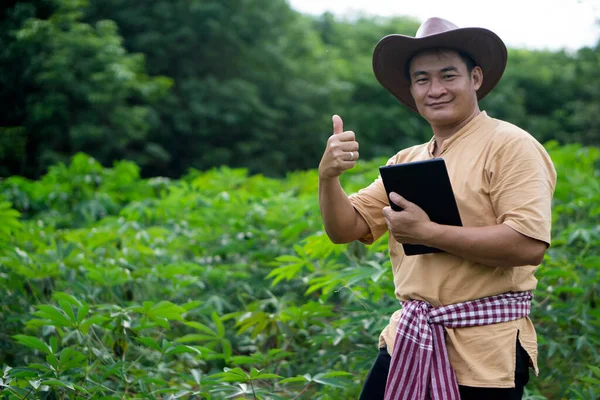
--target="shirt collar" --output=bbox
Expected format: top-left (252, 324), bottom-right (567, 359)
top-left (427, 111), bottom-right (489, 158)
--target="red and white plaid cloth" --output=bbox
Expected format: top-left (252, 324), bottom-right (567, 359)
top-left (384, 291), bottom-right (533, 400)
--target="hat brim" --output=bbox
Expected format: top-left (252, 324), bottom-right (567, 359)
top-left (372, 27), bottom-right (507, 113)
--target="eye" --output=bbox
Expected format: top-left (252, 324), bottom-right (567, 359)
top-left (443, 74), bottom-right (456, 80)
top-left (415, 78), bottom-right (428, 84)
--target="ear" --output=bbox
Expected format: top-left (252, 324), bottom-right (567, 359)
top-left (472, 66), bottom-right (483, 91)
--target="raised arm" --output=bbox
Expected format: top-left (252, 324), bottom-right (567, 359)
top-left (318, 115), bottom-right (370, 244)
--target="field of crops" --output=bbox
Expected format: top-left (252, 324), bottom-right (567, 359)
top-left (1, 143), bottom-right (599, 399)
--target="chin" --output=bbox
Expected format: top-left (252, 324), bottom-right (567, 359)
top-left (422, 108), bottom-right (460, 126)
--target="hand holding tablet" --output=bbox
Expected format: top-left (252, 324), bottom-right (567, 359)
top-left (379, 158), bottom-right (463, 255)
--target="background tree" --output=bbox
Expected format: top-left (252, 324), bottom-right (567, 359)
top-left (0, 0), bottom-right (598, 179)
top-left (85, 0), bottom-right (344, 177)
top-left (0, 0), bottom-right (170, 178)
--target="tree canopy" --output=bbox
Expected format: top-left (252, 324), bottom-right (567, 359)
top-left (1, 0), bottom-right (598, 179)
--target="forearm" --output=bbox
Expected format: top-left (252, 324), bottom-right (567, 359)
top-left (318, 177), bottom-right (365, 243)
top-left (423, 223), bottom-right (546, 268)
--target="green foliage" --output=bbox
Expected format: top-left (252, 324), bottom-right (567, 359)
top-left (481, 47), bottom-right (600, 147)
top-left (2, 1), bottom-right (598, 179)
top-left (0, 147), bottom-right (598, 399)
top-left (83, 0), bottom-right (344, 178)
top-left (0, 0), bottom-right (171, 177)
top-left (0, 200), bottom-right (21, 248)
top-left (531, 143), bottom-right (600, 398)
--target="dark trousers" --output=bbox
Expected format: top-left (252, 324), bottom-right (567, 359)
top-left (359, 339), bottom-right (530, 400)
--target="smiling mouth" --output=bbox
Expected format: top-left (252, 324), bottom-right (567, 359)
top-left (427, 101), bottom-right (451, 107)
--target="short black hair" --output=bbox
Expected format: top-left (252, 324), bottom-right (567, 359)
top-left (405, 48), bottom-right (477, 83)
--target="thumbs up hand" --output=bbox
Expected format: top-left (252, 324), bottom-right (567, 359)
top-left (319, 115), bottom-right (360, 180)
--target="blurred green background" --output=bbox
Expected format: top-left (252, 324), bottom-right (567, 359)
top-left (1, 1), bottom-right (599, 399)
top-left (1, 0), bottom-right (598, 179)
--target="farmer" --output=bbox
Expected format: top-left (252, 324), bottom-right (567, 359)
top-left (317, 17), bottom-right (556, 400)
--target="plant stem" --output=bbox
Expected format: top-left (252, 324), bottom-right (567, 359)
top-left (249, 379), bottom-right (257, 400)
top-left (291, 382), bottom-right (312, 400)
top-left (20, 386), bottom-right (34, 400)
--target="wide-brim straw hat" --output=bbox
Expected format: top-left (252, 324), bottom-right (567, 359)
top-left (372, 17), bottom-right (507, 112)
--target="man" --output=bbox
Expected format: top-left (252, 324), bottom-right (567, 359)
top-left (318, 17), bottom-right (556, 400)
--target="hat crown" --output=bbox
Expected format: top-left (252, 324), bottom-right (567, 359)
top-left (415, 17), bottom-right (459, 38)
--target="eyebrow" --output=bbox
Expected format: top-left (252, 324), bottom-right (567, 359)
top-left (440, 66), bottom-right (459, 73)
top-left (412, 66), bottom-right (459, 78)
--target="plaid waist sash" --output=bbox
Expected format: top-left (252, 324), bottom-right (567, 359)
top-left (384, 291), bottom-right (533, 400)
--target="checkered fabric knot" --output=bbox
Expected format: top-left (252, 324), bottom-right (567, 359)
top-left (384, 291), bottom-right (533, 400)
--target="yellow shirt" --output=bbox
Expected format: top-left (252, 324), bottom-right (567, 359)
top-left (348, 111), bottom-right (556, 388)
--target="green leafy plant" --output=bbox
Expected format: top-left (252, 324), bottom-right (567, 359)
top-left (0, 146), bottom-right (598, 399)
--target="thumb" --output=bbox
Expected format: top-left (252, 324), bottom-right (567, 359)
top-left (332, 115), bottom-right (343, 135)
top-left (389, 192), bottom-right (412, 209)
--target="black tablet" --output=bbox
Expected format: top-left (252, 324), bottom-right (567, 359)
top-left (379, 158), bottom-right (462, 256)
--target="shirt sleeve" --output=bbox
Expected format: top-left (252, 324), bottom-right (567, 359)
top-left (348, 156), bottom-right (396, 244)
top-left (488, 131), bottom-right (557, 246)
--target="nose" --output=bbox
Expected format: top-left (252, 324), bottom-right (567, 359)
top-left (427, 78), bottom-right (447, 98)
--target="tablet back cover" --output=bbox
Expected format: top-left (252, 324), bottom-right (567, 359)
top-left (379, 158), bottom-right (462, 255)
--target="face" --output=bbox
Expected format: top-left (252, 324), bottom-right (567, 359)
top-left (409, 49), bottom-right (482, 126)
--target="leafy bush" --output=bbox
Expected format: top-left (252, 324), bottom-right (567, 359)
top-left (0, 144), bottom-right (598, 399)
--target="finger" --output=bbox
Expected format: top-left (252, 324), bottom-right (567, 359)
top-left (339, 141), bottom-right (359, 152)
top-left (345, 150), bottom-right (359, 161)
top-left (339, 160), bottom-right (356, 170)
top-left (332, 115), bottom-right (343, 135)
top-left (328, 133), bottom-right (355, 149)
top-left (382, 206), bottom-right (392, 219)
top-left (336, 131), bottom-right (356, 142)
top-left (389, 192), bottom-right (412, 209)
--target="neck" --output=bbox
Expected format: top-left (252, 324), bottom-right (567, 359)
top-left (431, 107), bottom-right (481, 149)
